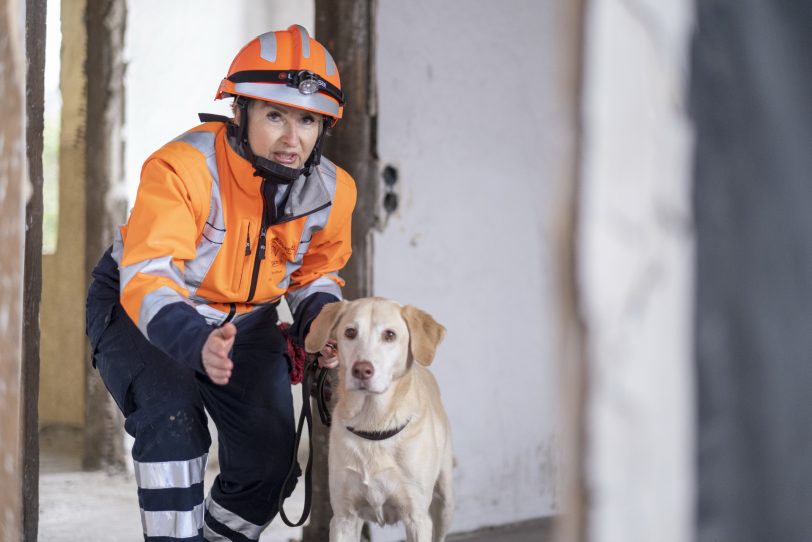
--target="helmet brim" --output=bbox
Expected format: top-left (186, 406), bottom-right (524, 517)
top-left (217, 79), bottom-right (342, 120)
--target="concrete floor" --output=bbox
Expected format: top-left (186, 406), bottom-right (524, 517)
top-left (448, 518), bottom-right (553, 542)
top-left (39, 427), bottom-right (552, 542)
top-left (39, 426), bottom-right (302, 541)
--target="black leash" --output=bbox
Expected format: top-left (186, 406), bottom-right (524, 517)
top-left (277, 356), bottom-right (332, 527)
top-left (315, 362), bottom-right (332, 427)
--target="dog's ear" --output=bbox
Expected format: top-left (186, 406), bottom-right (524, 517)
top-left (305, 300), bottom-right (348, 353)
top-left (401, 305), bottom-right (446, 366)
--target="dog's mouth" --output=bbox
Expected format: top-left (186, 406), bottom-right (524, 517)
top-left (349, 378), bottom-right (388, 394)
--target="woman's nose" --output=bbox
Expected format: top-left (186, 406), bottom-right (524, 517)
top-left (280, 121), bottom-right (298, 144)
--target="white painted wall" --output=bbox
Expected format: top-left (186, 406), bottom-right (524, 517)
top-left (373, 1), bottom-right (577, 537)
top-left (578, 1), bottom-right (695, 541)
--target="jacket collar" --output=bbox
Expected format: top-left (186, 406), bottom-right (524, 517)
top-left (221, 125), bottom-right (332, 222)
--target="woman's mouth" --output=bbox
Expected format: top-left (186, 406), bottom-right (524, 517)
top-left (273, 152), bottom-right (299, 166)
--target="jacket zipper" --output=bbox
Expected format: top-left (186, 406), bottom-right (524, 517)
top-left (245, 218), bottom-right (268, 303)
top-left (223, 303), bottom-right (236, 324)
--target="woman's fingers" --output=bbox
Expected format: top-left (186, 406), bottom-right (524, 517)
top-left (202, 325), bottom-right (237, 385)
top-left (318, 340), bottom-right (339, 368)
top-left (206, 366), bottom-right (232, 385)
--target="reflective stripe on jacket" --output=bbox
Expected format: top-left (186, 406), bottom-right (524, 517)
top-left (113, 120), bottom-right (355, 369)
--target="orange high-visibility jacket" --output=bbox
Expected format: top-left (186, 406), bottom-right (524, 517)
top-left (109, 120), bottom-right (355, 369)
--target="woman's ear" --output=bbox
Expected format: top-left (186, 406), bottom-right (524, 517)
top-left (231, 98), bottom-right (240, 124)
top-left (232, 97), bottom-right (253, 126)
top-left (305, 301), bottom-right (348, 353)
top-left (401, 305), bottom-right (446, 366)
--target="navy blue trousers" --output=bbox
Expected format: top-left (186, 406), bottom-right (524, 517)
top-left (86, 280), bottom-right (297, 542)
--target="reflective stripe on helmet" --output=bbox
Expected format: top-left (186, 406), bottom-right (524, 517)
top-left (232, 81), bottom-right (341, 117)
top-left (216, 25), bottom-right (343, 120)
top-left (258, 31), bottom-right (277, 62)
top-left (293, 24), bottom-right (310, 58)
top-left (325, 48), bottom-right (336, 76)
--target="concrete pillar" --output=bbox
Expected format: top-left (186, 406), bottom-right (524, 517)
top-left (0, 0), bottom-right (30, 538)
top-left (578, 1), bottom-right (695, 541)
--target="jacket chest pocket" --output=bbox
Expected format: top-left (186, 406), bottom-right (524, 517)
top-left (230, 219), bottom-right (252, 293)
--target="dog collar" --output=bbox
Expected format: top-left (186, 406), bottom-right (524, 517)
top-left (346, 420), bottom-right (410, 441)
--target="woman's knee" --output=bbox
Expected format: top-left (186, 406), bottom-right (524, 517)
top-left (129, 399), bottom-right (211, 461)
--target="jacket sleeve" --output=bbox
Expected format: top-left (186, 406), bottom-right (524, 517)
top-left (118, 152), bottom-right (215, 373)
top-left (286, 167), bottom-right (357, 346)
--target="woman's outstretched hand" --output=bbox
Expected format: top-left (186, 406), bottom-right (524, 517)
top-left (203, 323), bottom-right (237, 385)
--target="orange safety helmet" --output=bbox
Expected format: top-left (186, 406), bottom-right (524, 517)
top-left (216, 25), bottom-right (344, 125)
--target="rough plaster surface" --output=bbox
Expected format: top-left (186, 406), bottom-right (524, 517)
top-left (579, 1), bottom-right (695, 541)
top-left (372, 0), bottom-right (577, 537)
top-left (0, 0), bottom-right (27, 538)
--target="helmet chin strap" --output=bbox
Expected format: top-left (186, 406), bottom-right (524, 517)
top-left (231, 97), bottom-right (326, 185)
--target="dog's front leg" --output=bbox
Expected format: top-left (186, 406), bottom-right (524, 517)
top-left (404, 514), bottom-right (433, 542)
top-left (330, 514), bottom-right (363, 542)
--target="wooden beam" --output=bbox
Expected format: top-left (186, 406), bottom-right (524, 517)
top-left (23, 0), bottom-right (46, 538)
top-left (305, 1), bottom-right (378, 539)
top-left (83, 0), bottom-right (128, 470)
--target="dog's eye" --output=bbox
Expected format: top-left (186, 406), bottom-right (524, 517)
top-left (383, 329), bottom-right (397, 342)
top-left (344, 328), bottom-right (357, 339)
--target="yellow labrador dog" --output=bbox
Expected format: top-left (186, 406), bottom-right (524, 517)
top-left (305, 297), bottom-right (454, 542)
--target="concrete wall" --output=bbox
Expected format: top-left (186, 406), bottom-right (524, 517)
top-left (578, 1), bottom-right (695, 541)
top-left (0, 0), bottom-right (28, 537)
top-left (372, 1), bottom-right (579, 537)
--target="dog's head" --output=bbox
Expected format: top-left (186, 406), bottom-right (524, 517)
top-left (305, 297), bottom-right (446, 394)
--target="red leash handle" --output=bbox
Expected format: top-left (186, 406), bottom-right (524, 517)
top-left (278, 323), bottom-right (307, 385)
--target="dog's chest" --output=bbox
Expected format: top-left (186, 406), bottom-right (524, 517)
top-left (341, 444), bottom-right (415, 525)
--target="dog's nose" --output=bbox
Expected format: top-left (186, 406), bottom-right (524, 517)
top-left (352, 361), bottom-right (375, 381)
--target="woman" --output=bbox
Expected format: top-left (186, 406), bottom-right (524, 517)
top-left (85, 25), bottom-right (353, 541)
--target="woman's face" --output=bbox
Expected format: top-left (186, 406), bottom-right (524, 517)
top-left (241, 100), bottom-right (322, 169)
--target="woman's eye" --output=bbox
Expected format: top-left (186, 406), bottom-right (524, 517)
top-left (267, 112), bottom-right (282, 122)
top-left (383, 330), bottom-right (396, 342)
top-left (301, 115), bottom-right (316, 125)
top-left (344, 328), bottom-right (357, 339)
